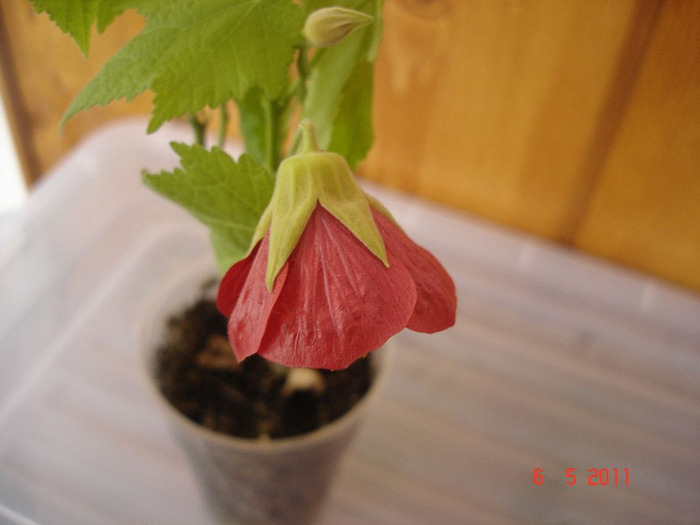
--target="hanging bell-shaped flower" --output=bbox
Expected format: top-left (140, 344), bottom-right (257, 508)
top-left (217, 120), bottom-right (456, 370)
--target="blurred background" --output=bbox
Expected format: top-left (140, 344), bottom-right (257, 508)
top-left (1, 0), bottom-right (699, 293)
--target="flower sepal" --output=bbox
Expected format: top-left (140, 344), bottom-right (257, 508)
top-left (253, 119), bottom-right (388, 291)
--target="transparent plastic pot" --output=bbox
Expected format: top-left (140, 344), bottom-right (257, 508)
top-left (138, 257), bottom-right (389, 524)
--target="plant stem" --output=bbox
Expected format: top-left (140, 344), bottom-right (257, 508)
top-left (286, 46), bottom-right (312, 157)
top-left (261, 47), bottom-right (312, 174)
top-left (262, 100), bottom-right (276, 175)
top-left (218, 105), bottom-right (229, 148)
top-left (298, 119), bottom-right (319, 154)
top-left (297, 45), bottom-right (310, 105)
top-left (188, 113), bottom-right (206, 147)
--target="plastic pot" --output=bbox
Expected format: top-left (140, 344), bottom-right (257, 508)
top-left (138, 258), bottom-right (388, 524)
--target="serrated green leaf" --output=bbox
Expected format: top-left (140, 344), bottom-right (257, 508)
top-left (147, 1), bottom-right (304, 132)
top-left (29, 0), bottom-right (130, 56)
top-left (29, 0), bottom-right (99, 56)
top-left (143, 144), bottom-right (274, 271)
top-left (301, 0), bottom-right (383, 169)
top-left (96, 2), bottom-right (129, 33)
top-left (61, 0), bottom-right (304, 131)
top-left (62, 27), bottom-right (171, 126)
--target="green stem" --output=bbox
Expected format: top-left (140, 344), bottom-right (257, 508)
top-left (296, 45), bottom-right (311, 105)
top-left (218, 105), bottom-right (229, 148)
top-left (260, 47), bottom-right (313, 173)
top-left (188, 113), bottom-right (206, 147)
top-left (286, 46), bottom-right (313, 157)
top-left (298, 119), bottom-right (319, 154)
top-left (263, 99), bottom-right (285, 175)
top-left (262, 101), bottom-right (275, 174)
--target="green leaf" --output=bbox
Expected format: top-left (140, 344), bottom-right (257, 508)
top-left (302, 0), bottom-right (384, 169)
top-left (62, 26), bottom-right (170, 126)
top-left (28, 0), bottom-right (129, 56)
top-left (96, 1), bottom-right (129, 33)
top-left (61, 0), bottom-right (304, 131)
top-left (210, 229), bottom-right (244, 275)
top-left (143, 143), bottom-right (274, 272)
top-left (29, 0), bottom-right (98, 56)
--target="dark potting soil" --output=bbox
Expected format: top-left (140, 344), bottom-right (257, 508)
top-left (154, 296), bottom-right (373, 440)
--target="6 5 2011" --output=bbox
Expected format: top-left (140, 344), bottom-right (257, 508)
top-left (533, 467), bottom-right (630, 486)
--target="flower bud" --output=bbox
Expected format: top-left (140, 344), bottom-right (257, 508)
top-left (303, 7), bottom-right (374, 48)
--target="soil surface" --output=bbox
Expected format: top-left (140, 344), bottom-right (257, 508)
top-left (154, 295), bottom-right (373, 439)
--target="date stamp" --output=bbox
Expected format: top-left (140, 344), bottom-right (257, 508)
top-left (533, 468), bottom-right (630, 486)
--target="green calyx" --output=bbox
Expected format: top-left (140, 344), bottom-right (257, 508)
top-left (251, 119), bottom-right (389, 291)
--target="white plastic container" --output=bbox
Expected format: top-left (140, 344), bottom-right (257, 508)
top-left (138, 258), bottom-right (389, 524)
top-left (3, 119), bottom-right (700, 523)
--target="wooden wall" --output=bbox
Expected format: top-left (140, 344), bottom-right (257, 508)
top-left (0, 3), bottom-right (150, 182)
top-left (2, 1), bottom-right (699, 292)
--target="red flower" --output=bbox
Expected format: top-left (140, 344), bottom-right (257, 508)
top-left (216, 120), bottom-right (456, 370)
top-left (217, 203), bottom-right (455, 370)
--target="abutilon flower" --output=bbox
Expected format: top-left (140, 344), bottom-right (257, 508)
top-left (217, 120), bottom-right (456, 370)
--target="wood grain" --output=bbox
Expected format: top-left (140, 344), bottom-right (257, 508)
top-left (365, 0), bottom-right (635, 239)
top-left (0, 3), bottom-right (150, 183)
top-left (2, 0), bottom-right (700, 292)
top-left (557, 0), bottom-right (664, 244)
top-left (574, 0), bottom-right (700, 290)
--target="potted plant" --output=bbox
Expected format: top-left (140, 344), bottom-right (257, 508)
top-left (28, 0), bottom-right (457, 523)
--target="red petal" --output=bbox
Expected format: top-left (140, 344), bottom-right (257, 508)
top-left (226, 236), bottom-right (288, 362)
top-left (372, 209), bottom-right (456, 333)
top-left (216, 243), bottom-right (260, 317)
top-left (258, 206), bottom-right (417, 370)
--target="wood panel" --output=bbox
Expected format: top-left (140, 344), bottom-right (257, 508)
top-left (365, 0), bottom-right (636, 239)
top-left (574, 0), bottom-right (700, 290)
top-left (2, 0), bottom-right (700, 292)
top-left (0, 2), bottom-right (150, 183)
